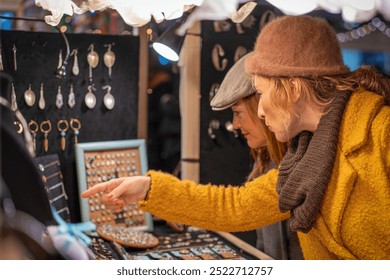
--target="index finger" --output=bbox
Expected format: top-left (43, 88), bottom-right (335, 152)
top-left (80, 177), bottom-right (125, 198)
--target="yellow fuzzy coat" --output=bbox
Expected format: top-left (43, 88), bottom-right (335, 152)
top-left (141, 90), bottom-right (390, 259)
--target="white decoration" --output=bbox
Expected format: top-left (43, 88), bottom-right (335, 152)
top-left (34, 0), bottom-right (390, 30)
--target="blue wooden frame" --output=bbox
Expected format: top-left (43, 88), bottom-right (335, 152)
top-left (75, 139), bottom-right (153, 232)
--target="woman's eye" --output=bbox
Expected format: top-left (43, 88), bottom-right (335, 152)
top-left (233, 112), bottom-right (241, 118)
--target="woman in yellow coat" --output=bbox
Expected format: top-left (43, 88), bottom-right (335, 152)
top-left (81, 16), bottom-right (390, 259)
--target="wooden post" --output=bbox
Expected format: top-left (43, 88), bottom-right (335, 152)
top-left (137, 26), bottom-right (149, 140)
top-left (178, 22), bottom-right (201, 182)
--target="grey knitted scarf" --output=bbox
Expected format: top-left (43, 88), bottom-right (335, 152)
top-left (276, 91), bottom-right (352, 233)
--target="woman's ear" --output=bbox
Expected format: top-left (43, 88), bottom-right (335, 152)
top-left (289, 78), bottom-right (301, 103)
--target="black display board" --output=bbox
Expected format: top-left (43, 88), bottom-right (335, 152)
top-left (199, 5), bottom-right (282, 186)
top-left (0, 30), bottom-right (139, 222)
top-left (199, 4), bottom-right (282, 246)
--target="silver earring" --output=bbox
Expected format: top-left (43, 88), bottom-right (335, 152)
top-left (104, 44), bottom-right (115, 79)
top-left (24, 84), bottom-right (36, 107)
top-left (103, 85), bottom-right (115, 110)
top-left (38, 83), bottom-right (46, 110)
top-left (71, 49), bottom-right (79, 76)
top-left (11, 83), bottom-right (18, 111)
top-left (68, 84), bottom-right (76, 109)
top-left (56, 86), bottom-right (64, 109)
top-left (12, 44), bottom-right (17, 71)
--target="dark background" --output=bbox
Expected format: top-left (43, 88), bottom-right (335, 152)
top-left (0, 30), bottom-right (139, 222)
top-left (198, 4), bottom-right (283, 246)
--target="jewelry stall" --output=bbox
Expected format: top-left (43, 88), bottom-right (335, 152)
top-left (0, 3), bottom-right (276, 260)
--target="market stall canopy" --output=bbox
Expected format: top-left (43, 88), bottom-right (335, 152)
top-left (35, 0), bottom-right (390, 33)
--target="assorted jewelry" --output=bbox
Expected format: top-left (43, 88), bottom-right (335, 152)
top-left (70, 118), bottom-right (81, 144)
top-left (125, 228), bottom-right (248, 260)
top-left (89, 238), bottom-right (117, 260)
top-left (24, 84), bottom-right (36, 107)
top-left (70, 48), bottom-right (79, 76)
top-left (83, 149), bottom-right (150, 233)
top-left (96, 224), bottom-right (159, 249)
top-left (40, 120), bottom-right (52, 153)
top-left (57, 119), bottom-right (69, 152)
top-left (28, 120), bottom-right (39, 152)
top-left (56, 86), bottom-right (64, 109)
top-left (38, 83), bottom-right (45, 110)
top-left (24, 118), bottom-right (81, 153)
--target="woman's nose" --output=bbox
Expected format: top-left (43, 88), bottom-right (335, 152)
top-left (232, 117), bottom-right (240, 129)
top-left (258, 102), bottom-right (265, 120)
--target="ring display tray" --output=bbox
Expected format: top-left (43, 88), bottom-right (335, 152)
top-left (87, 224), bottom-right (272, 260)
top-left (75, 139), bottom-right (153, 232)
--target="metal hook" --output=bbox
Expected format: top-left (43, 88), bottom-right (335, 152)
top-left (70, 48), bottom-right (78, 56)
top-left (102, 85), bottom-right (111, 92)
top-left (88, 84), bottom-right (96, 92)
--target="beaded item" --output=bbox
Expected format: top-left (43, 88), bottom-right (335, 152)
top-left (97, 224), bottom-right (159, 249)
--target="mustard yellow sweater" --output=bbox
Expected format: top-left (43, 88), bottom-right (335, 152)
top-left (141, 90), bottom-right (390, 259)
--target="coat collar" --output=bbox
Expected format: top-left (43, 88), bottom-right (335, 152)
top-left (339, 89), bottom-right (384, 155)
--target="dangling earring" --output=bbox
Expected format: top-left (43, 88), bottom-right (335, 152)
top-left (104, 43), bottom-right (115, 79)
top-left (68, 84), bottom-right (76, 109)
top-left (102, 84), bottom-right (115, 110)
top-left (71, 49), bottom-right (79, 76)
top-left (38, 83), bottom-right (46, 110)
top-left (56, 86), bottom-right (64, 109)
top-left (11, 83), bottom-right (18, 111)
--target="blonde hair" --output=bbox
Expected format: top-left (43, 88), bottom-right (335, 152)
top-left (242, 94), bottom-right (287, 181)
top-left (257, 65), bottom-right (390, 130)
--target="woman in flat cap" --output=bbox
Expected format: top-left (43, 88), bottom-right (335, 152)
top-left (82, 16), bottom-right (389, 259)
top-left (211, 52), bottom-right (302, 259)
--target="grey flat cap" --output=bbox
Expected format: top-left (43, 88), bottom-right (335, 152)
top-left (210, 52), bottom-right (253, 111)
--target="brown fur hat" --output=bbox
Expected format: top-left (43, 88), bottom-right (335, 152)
top-left (246, 15), bottom-right (350, 77)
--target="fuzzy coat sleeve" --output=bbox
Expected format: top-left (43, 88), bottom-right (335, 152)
top-left (140, 169), bottom-right (289, 232)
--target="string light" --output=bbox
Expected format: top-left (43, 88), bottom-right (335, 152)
top-left (337, 17), bottom-right (390, 43)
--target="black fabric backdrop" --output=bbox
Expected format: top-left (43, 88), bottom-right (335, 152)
top-left (0, 30), bottom-right (139, 222)
top-left (200, 5), bottom-right (282, 185)
top-left (199, 4), bottom-right (282, 246)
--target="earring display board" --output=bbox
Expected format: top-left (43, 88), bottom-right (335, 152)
top-left (199, 4), bottom-right (283, 246)
top-left (0, 30), bottom-right (140, 222)
top-left (75, 139), bottom-right (153, 232)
